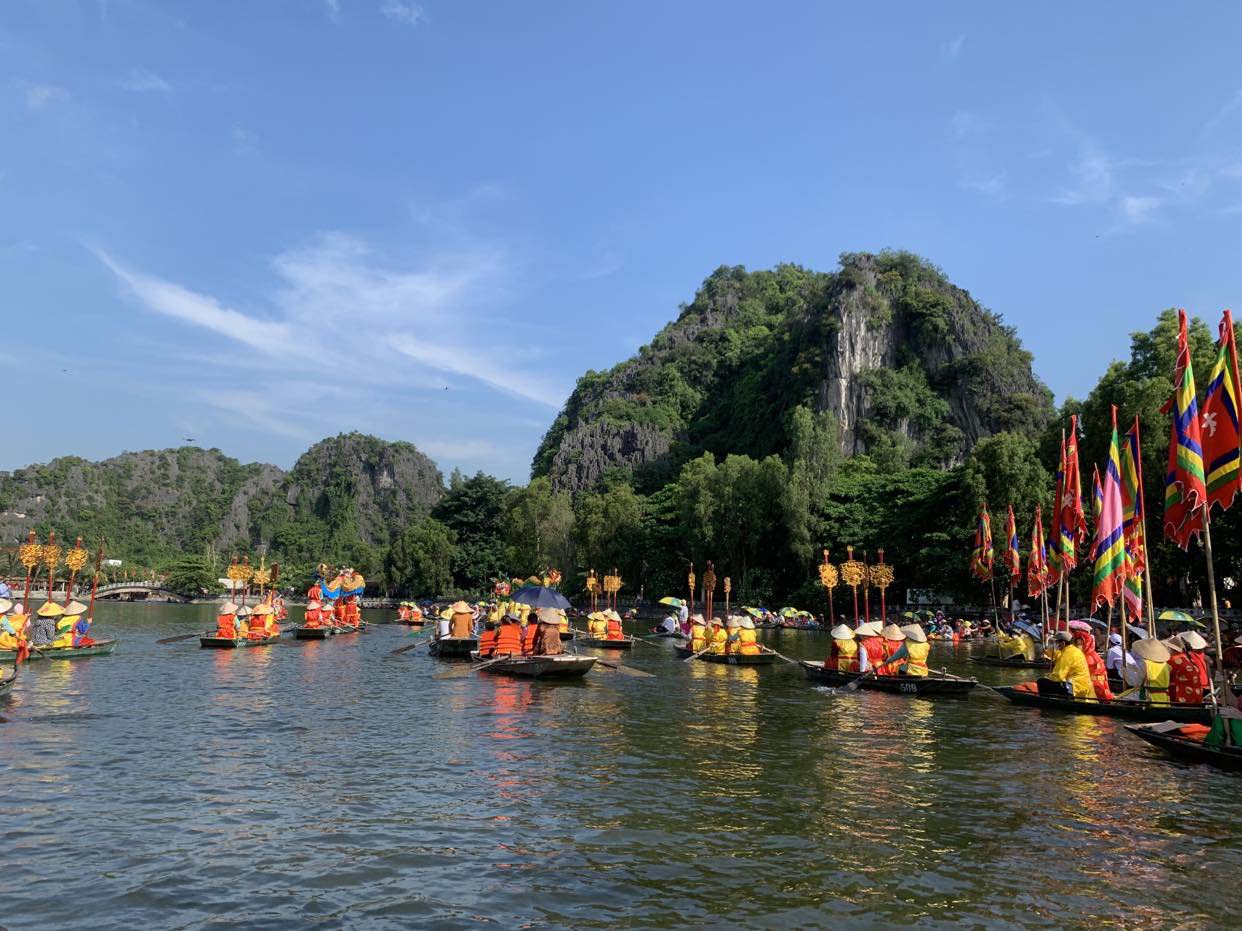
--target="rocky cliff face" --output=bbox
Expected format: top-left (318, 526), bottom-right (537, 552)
top-left (534, 252), bottom-right (1052, 492)
top-left (0, 434), bottom-right (444, 559)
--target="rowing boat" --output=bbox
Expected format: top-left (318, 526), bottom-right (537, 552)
top-left (674, 646), bottom-right (778, 666)
top-left (293, 626), bottom-right (334, 639)
top-left (0, 667), bottom-right (14, 700)
top-left (559, 629), bottom-right (576, 642)
top-left (647, 630), bottom-right (689, 640)
top-left (576, 635), bottom-right (635, 650)
top-left (1125, 722), bottom-right (1242, 772)
top-left (333, 624), bottom-right (363, 635)
top-left (199, 634), bottom-right (280, 649)
top-left (993, 686), bottom-right (1213, 723)
top-left (800, 661), bottom-right (977, 695)
top-left (0, 639), bottom-right (120, 662)
top-left (401, 618), bottom-right (428, 628)
top-left (969, 655), bottom-right (1052, 670)
top-left (471, 652), bottom-right (597, 678)
top-left (429, 636), bottom-right (478, 659)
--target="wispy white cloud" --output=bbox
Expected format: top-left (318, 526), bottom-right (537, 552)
top-left (324, 0), bottom-right (342, 18)
top-left (1051, 146), bottom-right (1117, 205)
top-left (392, 335), bottom-right (562, 407)
top-left (21, 82), bottom-right (69, 110)
top-left (119, 68), bottom-right (172, 94)
top-left (380, 0), bottom-right (423, 25)
top-left (960, 172), bottom-right (1007, 200)
top-left (941, 34), bottom-right (966, 59)
top-left (232, 125), bottom-right (257, 153)
top-left (1119, 195), bottom-right (1162, 225)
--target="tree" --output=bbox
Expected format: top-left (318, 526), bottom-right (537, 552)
top-left (503, 477), bottom-right (575, 577)
top-left (384, 519), bottom-right (456, 596)
top-left (574, 482), bottom-right (646, 587)
top-left (162, 555), bottom-right (217, 597)
top-left (431, 471), bottom-right (511, 590)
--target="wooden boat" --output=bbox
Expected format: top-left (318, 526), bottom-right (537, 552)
top-left (800, 661), bottom-right (977, 695)
top-left (1125, 722), bottom-right (1242, 772)
top-left (332, 624), bottom-right (364, 636)
top-left (969, 655), bottom-right (1052, 670)
top-left (200, 634), bottom-right (280, 649)
top-left (401, 618), bottom-right (428, 628)
top-left (993, 686), bottom-right (1213, 723)
top-left (477, 653), bottom-right (597, 679)
top-left (293, 626), bottom-right (334, 640)
top-left (647, 630), bottom-right (689, 640)
top-left (675, 646), bottom-right (778, 666)
top-left (0, 667), bottom-right (14, 700)
top-left (576, 635), bottom-right (636, 650)
top-left (558, 629), bottom-right (576, 642)
top-left (1, 639), bottom-right (120, 662)
top-left (429, 636), bottom-right (478, 659)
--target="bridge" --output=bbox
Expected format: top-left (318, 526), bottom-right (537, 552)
top-left (6, 582), bottom-right (190, 604)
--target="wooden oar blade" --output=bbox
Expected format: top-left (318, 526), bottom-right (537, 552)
top-left (593, 657), bottom-right (655, 678)
top-left (388, 642), bottom-right (424, 656)
top-left (157, 633), bottom-right (201, 645)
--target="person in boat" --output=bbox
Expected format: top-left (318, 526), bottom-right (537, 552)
top-left (827, 624), bottom-right (860, 672)
top-left (897, 624), bottom-right (931, 676)
top-left (678, 601), bottom-right (690, 632)
top-left (234, 605), bottom-right (252, 636)
top-left (332, 597), bottom-right (348, 629)
top-left (708, 616), bottom-right (728, 655)
top-left (397, 602), bottom-right (412, 622)
top-left (1123, 638), bottom-right (1172, 704)
top-left (493, 609), bottom-right (524, 657)
top-left (303, 597), bottom-right (324, 629)
top-left (1071, 627), bottom-right (1112, 701)
top-left (876, 624), bottom-right (907, 674)
top-left (521, 614), bottom-right (539, 654)
top-left (996, 627), bottom-right (1035, 662)
top-left (657, 614), bottom-right (678, 634)
top-left (60, 601), bottom-right (94, 647)
top-left (723, 615), bottom-right (743, 654)
top-left (448, 601), bottom-right (473, 639)
top-left (0, 599), bottom-right (29, 653)
top-left (1104, 632), bottom-right (1136, 686)
top-left (248, 604), bottom-right (275, 639)
top-left (531, 607), bottom-right (564, 656)
top-left (735, 616), bottom-right (761, 655)
top-left (477, 618), bottom-right (499, 658)
top-left (342, 596), bottom-right (361, 628)
top-left (689, 614), bottom-right (709, 652)
top-left (587, 611), bottom-right (608, 640)
top-left (605, 609), bottom-right (625, 641)
top-left (29, 600), bottom-right (61, 646)
top-left (215, 602), bottom-right (239, 638)
top-left (1167, 632), bottom-right (1211, 705)
top-left (1036, 631), bottom-right (1093, 699)
top-left (855, 621), bottom-right (885, 672)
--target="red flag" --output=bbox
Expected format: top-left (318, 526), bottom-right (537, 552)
top-left (970, 504), bottom-right (994, 581)
top-left (1004, 505), bottom-right (1020, 583)
top-left (1054, 416), bottom-right (1088, 572)
top-left (1201, 309), bottom-right (1242, 515)
top-left (1163, 309), bottom-right (1208, 549)
top-left (1027, 505), bottom-right (1050, 598)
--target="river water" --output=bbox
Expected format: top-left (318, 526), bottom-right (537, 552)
top-left (2, 603), bottom-right (1240, 930)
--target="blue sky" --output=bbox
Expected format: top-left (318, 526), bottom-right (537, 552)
top-left (4, 1), bottom-right (1242, 482)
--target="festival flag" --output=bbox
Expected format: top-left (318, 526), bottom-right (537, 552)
top-left (1092, 465), bottom-right (1103, 521)
top-left (1003, 505), bottom-right (1021, 583)
top-left (1027, 505), bottom-right (1050, 598)
top-left (1119, 416), bottom-right (1148, 575)
top-left (970, 503), bottom-right (994, 581)
top-left (1054, 416), bottom-right (1088, 573)
top-left (1091, 406), bottom-right (1130, 609)
top-left (1201, 309), bottom-right (1242, 515)
top-left (1163, 309), bottom-right (1208, 549)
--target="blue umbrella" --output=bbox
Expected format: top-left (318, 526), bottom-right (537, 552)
top-left (1015, 620), bottom-right (1041, 639)
top-left (510, 585), bottom-right (572, 610)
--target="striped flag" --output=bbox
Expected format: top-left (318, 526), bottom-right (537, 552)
top-left (970, 503), bottom-right (994, 581)
top-left (1202, 309), bottom-right (1242, 515)
top-left (1004, 505), bottom-right (1021, 582)
top-left (1054, 416), bottom-right (1088, 573)
top-left (1163, 309), bottom-right (1208, 549)
top-left (1120, 416), bottom-right (1148, 621)
top-left (1027, 505), bottom-right (1050, 598)
top-left (1092, 464), bottom-right (1103, 521)
top-left (1092, 406), bottom-right (1130, 609)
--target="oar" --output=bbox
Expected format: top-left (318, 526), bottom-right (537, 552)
top-left (432, 654), bottom-right (512, 680)
top-left (566, 643), bottom-right (654, 678)
top-left (682, 645), bottom-right (714, 663)
top-left (389, 624), bottom-right (438, 656)
top-left (761, 647), bottom-right (802, 667)
top-left (844, 664), bottom-right (884, 692)
top-left (157, 632), bottom-right (201, 645)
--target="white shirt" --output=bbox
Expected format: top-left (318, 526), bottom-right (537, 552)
top-left (660, 616), bottom-right (677, 632)
top-left (1105, 644), bottom-right (1135, 674)
top-left (679, 604), bottom-right (689, 624)
top-left (437, 617), bottom-right (451, 637)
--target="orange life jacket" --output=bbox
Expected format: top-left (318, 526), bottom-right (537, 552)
top-left (305, 607), bottom-right (322, 628)
top-left (216, 614), bottom-right (236, 638)
top-left (478, 629), bottom-right (498, 656)
top-left (333, 602), bottom-right (347, 625)
top-left (860, 636), bottom-right (886, 671)
top-left (521, 624), bottom-right (538, 653)
top-left (398, 606), bottom-right (410, 620)
top-left (494, 622), bottom-right (523, 655)
top-left (605, 619), bottom-right (623, 640)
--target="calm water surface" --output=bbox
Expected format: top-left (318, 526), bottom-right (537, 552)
top-left (3, 603), bottom-right (1240, 930)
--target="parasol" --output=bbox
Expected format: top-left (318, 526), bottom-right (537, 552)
top-left (658, 597), bottom-right (685, 607)
top-left (511, 585), bottom-right (573, 610)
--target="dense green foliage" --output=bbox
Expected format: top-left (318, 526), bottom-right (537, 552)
top-left (431, 470), bottom-right (511, 590)
top-left (383, 519), bottom-right (456, 596)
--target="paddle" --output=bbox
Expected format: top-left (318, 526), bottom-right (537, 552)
top-left (157, 632), bottom-right (201, 645)
top-left (432, 654), bottom-right (511, 680)
top-left (389, 624), bottom-right (439, 656)
top-left (761, 647), bottom-right (802, 667)
top-left (682, 645), bottom-right (714, 663)
top-left (565, 643), bottom-right (654, 678)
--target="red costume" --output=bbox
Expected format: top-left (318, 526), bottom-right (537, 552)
top-left (1168, 652), bottom-right (1210, 704)
top-left (521, 623), bottom-right (538, 654)
top-left (828, 640), bottom-right (860, 672)
top-left (859, 636), bottom-right (886, 672)
top-left (1073, 630), bottom-right (1113, 701)
top-left (304, 604), bottom-right (323, 629)
top-left (605, 617), bottom-right (624, 640)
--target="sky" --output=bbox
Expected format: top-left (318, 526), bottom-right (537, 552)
top-left (4, 1), bottom-right (1242, 483)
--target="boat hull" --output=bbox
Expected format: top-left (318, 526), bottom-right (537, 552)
top-left (969, 656), bottom-right (1052, 670)
top-left (577, 636), bottom-right (635, 650)
top-left (429, 636), bottom-right (478, 659)
top-left (477, 654), bottom-right (597, 678)
top-left (0, 669), bottom-right (14, 699)
top-left (801, 661), bottom-right (976, 695)
top-left (293, 627), bottom-right (333, 639)
top-left (200, 635), bottom-right (280, 649)
top-left (3, 639), bottom-right (119, 661)
top-left (995, 686), bottom-right (1213, 723)
top-left (675, 647), bottom-right (777, 665)
top-left (1126, 723), bottom-right (1242, 771)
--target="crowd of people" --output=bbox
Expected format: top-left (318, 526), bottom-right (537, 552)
top-left (0, 597), bottom-right (96, 654)
top-left (211, 597), bottom-right (288, 640)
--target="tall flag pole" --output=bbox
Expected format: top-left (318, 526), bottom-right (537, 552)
top-left (970, 503), bottom-right (995, 625)
top-left (1027, 504), bottom-right (1050, 634)
top-left (1120, 416), bottom-right (1155, 636)
top-left (1054, 416), bottom-right (1087, 629)
top-left (1050, 430), bottom-right (1067, 634)
top-left (1091, 406), bottom-right (1130, 613)
top-left (1162, 308), bottom-right (1223, 692)
top-left (1004, 505), bottom-right (1020, 624)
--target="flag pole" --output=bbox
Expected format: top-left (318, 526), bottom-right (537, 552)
top-left (1201, 511), bottom-right (1225, 706)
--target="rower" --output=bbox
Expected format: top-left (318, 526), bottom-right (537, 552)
top-left (397, 602), bottom-right (411, 622)
top-left (1104, 632), bottom-right (1136, 688)
top-left (604, 610), bottom-right (624, 641)
top-left (235, 605), bottom-right (253, 636)
top-left (248, 604), bottom-right (274, 639)
top-left (521, 615), bottom-right (538, 654)
top-left (1123, 638), bottom-right (1172, 704)
top-left (494, 609), bottom-right (524, 657)
top-left (1071, 628), bottom-right (1112, 700)
top-left (708, 616), bottom-right (728, 655)
top-left (735, 617), bottom-right (761, 655)
top-left (531, 607), bottom-right (564, 656)
top-left (304, 598), bottom-right (324, 629)
top-left (449, 601), bottom-right (474, 639)
top-left (332, 597), bottom-right (348, 628)
top-left (855, 621), bottom-right (885, 672)
top-left (657, 614), bottom-right (678, 634)
top-left (1037, 631), bottom-right (1093, 699)
top-left (876, 624), bottom-right (907, 674)
top-left (343, 596), bottom-right (361, 629)
top-left (30, 600), bottom-right (61, 646)
top-left (723, 615), bottom-right (742, 654)
top-left (827, 624), bottom-right (859, 672)
top-left (898, 624), bottom-right (930, 676)
top-left (0, 599), bottom-right (28, 653)
top-left (478, 619), bottom-right (499, 658)
top-left (556, 609), bottom-right (571, 639)
top-left (214, 602), bottom-right (239, 638)
top-left (1167, 632), bottom-right (1211, 705)
top-left (688, 614), bottom-right (709, 652)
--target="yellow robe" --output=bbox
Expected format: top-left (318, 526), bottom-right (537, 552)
top-left (1049, 643), bottom-right (1093, 699)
